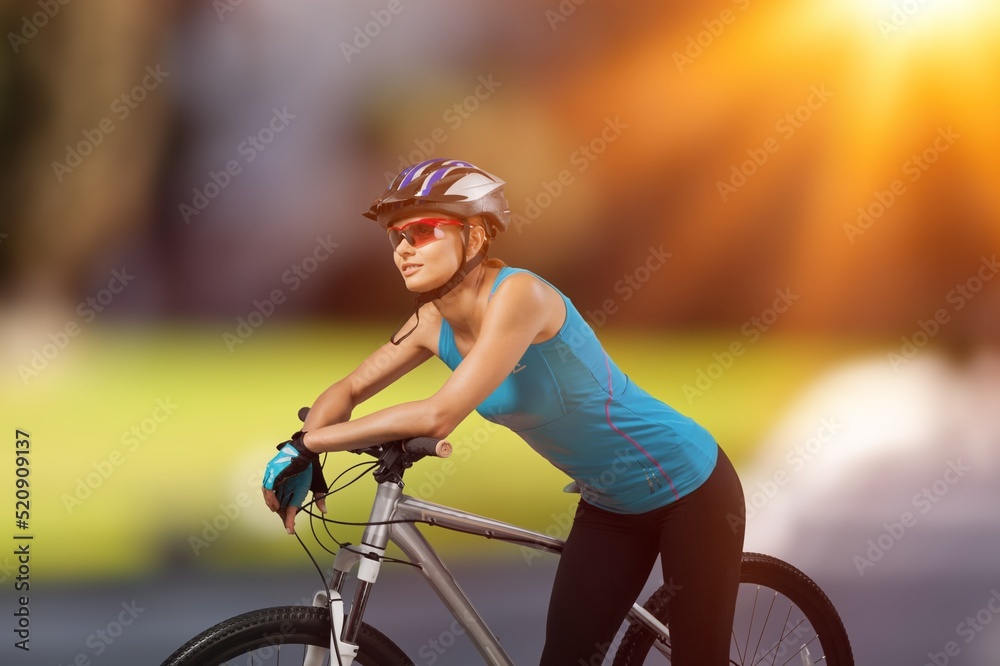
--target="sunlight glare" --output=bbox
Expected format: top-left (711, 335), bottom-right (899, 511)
top-left (854, 0), bottom-right (1000, 41)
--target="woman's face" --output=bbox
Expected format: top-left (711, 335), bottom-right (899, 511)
top-left (388, 214), bottom-right (466, 292)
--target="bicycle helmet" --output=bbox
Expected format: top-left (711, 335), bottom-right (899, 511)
top-left (366, 158), bottom-right (510, 345)
top-left (364, 158), bottom-right (510, 239)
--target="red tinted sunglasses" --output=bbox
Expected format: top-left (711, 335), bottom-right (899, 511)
top-left (387, 218), bottom-right (463, 249)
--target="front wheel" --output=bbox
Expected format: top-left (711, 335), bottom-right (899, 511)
top-left (612, 552), bottom-right (854, 665)
top-left (160, 605), bottom-right (413, 666)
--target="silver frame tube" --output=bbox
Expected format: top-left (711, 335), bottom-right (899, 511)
top-left (389, 521), bottom-right (513, 665)
top-left (394, 495), bottom-right (565, 553)
top-left (335, 488), bottom-right (671, 665)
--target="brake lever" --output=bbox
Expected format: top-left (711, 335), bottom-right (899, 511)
top-left (349, 445), bottom-right (385, 458)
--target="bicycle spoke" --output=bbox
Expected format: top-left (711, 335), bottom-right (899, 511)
top-left (754, 603), bottom-right (792, 666)
top-left (749, 614), bottom-right (794, 665)
top-left (217, 643), bottom-right (335, 666)
top-left (739, 584), bottom-right (761, 663)
top-left (722, 582), bottom-right (832, 666)
top-left (750, 589), bottom-right (778, 665)
top-left (775, 633), bottom-right (821, 666)
top-left (607, 555), bottom-right (851, 665)
top-left (751, 614), bottom-right (806, 666)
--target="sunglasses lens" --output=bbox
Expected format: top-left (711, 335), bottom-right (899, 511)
top-left (388, 228), bottom-right (403, 248)
top-left (388, 220), bottom-right (451, 248)
top-left (406, 223), bottom-right (440, 247)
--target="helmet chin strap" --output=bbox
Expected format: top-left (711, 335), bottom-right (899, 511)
top-left (389, 238), bottom-right (486, 346)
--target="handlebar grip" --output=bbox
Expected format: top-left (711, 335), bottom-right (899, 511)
top-left (402, 437), bottom-right (452, 458)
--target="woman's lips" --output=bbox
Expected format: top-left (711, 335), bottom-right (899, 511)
top-left (401, 263), bottom-right (422, 276)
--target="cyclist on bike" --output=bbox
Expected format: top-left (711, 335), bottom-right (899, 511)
top-left (261, 158), bottom-right (746, 666)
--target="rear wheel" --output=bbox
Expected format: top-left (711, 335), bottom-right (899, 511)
top-left (160, 605), bottom-right (413, 666)
top-left (612, 552), bottom-right (854, 665)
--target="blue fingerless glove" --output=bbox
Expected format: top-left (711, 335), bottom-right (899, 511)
top-left (264, 431), bottom-right (325, 508)
top-left (275, 465), bottom-right (312, 510)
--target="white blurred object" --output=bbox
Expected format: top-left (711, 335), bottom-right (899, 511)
top-left (742, 348), bottom-right (1000, 578)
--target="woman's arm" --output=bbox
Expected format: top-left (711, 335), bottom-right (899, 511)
top-left (302, 324), bottom-right (434, 432)
top-left (303, 273), bottom-right (552, 453)
top-left (265, 309), bottom-right (436, 531)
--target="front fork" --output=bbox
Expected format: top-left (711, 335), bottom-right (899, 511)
top-left (306, 587), bottom-right (356, 666)
top-left (304, 481), bottom-right (402, 665)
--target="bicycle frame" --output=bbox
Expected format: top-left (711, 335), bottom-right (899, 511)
top-left (306, 479), bottom-right (673, 665)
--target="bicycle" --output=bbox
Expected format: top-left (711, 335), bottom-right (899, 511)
top-left (161, 411), bottom-right (854, 665)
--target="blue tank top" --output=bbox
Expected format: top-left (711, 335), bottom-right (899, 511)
top-left (437, 266), bottom-right (718, 514)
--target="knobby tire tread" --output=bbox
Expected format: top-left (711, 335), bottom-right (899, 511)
top-left (160, 605), bottom-right (413, 666)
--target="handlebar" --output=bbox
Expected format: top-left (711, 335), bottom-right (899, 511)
top-left (296, 407), bottom-right (452, 460)
top-left (401, 437), bottom-right (453, 458)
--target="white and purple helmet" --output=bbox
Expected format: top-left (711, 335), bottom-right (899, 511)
top-left (364, 158), bottom-right (510, 239)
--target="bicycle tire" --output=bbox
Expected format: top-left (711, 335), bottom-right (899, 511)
top-left (160, 605), bottom-right (414, 666)
top-left (612, 552), bottom-right (854, 665)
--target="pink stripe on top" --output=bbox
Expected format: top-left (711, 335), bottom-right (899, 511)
top-left (602, 353), bottom-right (680, 501)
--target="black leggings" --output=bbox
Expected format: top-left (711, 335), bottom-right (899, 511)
top-left (540, 446), bottom-right (745, 666)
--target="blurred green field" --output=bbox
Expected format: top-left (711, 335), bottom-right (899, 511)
top-left (2, 323), bottom-right (871, 580)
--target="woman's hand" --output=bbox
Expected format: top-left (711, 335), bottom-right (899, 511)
top-left (261, 432), bottom-right (328, 534)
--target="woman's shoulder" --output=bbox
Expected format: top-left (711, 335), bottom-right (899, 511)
top-left (491, 267), bottom-right (567, 309)
top-left (489, 265), bottom-right (553, 296)
top-left (488, 267), bottom-right (568, 342)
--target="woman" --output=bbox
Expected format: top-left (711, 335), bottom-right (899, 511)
top-left (262, 158), bottom-right (745, 665)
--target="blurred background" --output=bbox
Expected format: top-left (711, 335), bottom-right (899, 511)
top-left (2, 0), bottom-right (998, 663)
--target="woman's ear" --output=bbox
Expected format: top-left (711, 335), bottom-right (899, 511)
top-left (466, 221), bottom-right (488, 259)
